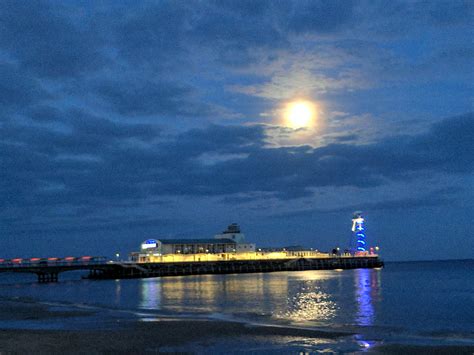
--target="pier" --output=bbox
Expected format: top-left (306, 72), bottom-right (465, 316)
top-left (0, 221), bottom-right (385, 283)
top-left (0, 255), bottom-right (383, 283)
top-left (0, 257), bottom-right (109, 283)
top-left (90, 255), bottom-right (383, 280)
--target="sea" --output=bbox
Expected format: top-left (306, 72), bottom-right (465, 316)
top-left (0, 259), bottom-right (473, 353)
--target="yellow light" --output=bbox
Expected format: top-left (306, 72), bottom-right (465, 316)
top-left (285, 101), bottom-right (316, 129)
top-left (141, 250), bottom-right (331, 263)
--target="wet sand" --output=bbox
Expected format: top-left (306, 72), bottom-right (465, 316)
top-left (1, 299), bottom-right (473, 354)
top-left (0, 298), bottom-right (95, 321)
top-left (369, 344), bottom-right (474, 354)
top-left (0, 320), bottom-right (350, 353)
top-left (1, 324), bottom-right (474, 354)
top-left (0, 298), bottom-right (350, 353)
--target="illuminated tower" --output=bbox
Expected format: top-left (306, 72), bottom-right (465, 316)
top-left (351, 211), bottom-right (367, 252)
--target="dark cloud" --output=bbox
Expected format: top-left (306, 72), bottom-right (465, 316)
top-left (175, 124), bottom-right (266, 155)
top-left (333, 134), bottom-right (359, 143)
top-left (426, 0), bottom-right (473, 26)
top-left (28, 105), bottom-right (63, 122)
top-left (68, 110), bottom-right (160, 142)
top-left (190, 1), bottom-right (286, 57)
top-left (286, 0), bottom-right (355, 34)
top-left (409, 113), bottom-right (474, 173)
top-left (94, 79), bottom-right (211, 117)
top-left (3, 216), bottom-right (178, 235)
top-left (0, 1), bottom-right (472, 260)
top-left (2, 113), bottom-right (471, 216)
top-left (115, 1), bottom-right (189, 67)
top-left (1, 109), bottom-right (160, 157)
top-left (0, 109), bottom-right (161, 216)
top-left (175, 113), bottom-right (472, 199)
top-left (192, 2), bottom-right (285, 49)
top-left (0, 0), bottom-right (106, 78)
top-left (273, 191), bottom-right (459, 220)
top-left (0, 64), bottom-right (49, 111)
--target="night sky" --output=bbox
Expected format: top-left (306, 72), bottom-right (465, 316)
top-left (1, 1), bottom-right (473, 261)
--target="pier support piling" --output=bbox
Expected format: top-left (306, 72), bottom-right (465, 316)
top-left (37, 272), bottom-right (59, 283)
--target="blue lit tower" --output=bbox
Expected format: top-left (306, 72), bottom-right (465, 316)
top-left (351, 211), bottom-right (367, 252)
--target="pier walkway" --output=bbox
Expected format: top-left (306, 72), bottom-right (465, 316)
top-left (0, 255), bottom-right (383, 283)
top-left (0, 257), bottom-right (112, 283)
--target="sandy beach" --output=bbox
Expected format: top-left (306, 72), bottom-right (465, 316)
top-left (0, 297), bottom-right (349, 353)
top-left (1, 297), bottom-right (474, 354)
top-left (1, 323), bottom-right (474, 354)
top-left (0, 321), bottom-right (347, 354)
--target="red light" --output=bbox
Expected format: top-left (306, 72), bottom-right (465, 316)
top-left (64, 257), bottom-right (75, 261)
top-left (81, 256), bottom-right (92, 260)
top-left (0, 259), bottom-right (4, 263)
top-left (30, 258), bottom-right (41, 261)
top-left (12, 258), bottom-right (22, 263)
top-left (48, 257), bottom-right (59, 261)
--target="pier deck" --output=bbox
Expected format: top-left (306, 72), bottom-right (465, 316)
top-left (0, 255), bottom-right (383, 282)
top-left (92, 256), bottom-right (384, 280)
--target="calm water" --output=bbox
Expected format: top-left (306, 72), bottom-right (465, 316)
top-left (0, 260), bottom-right (473, 350)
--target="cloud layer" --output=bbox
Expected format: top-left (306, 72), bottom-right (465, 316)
top-left (0, 0), bottom-right (472, 260)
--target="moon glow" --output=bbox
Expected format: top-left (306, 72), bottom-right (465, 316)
top-left (285, 101), bottom-right (316, 129)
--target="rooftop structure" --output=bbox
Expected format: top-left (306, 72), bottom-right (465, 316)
top-left (214, 223), bottom-right (246, 243)
top-left (136, 224), bottom-right (256, 260)
top-left (223, 223), bottom-right (240, 233)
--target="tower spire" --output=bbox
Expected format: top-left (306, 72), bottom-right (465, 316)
top-left (352, 211), bottom-right (367, 253)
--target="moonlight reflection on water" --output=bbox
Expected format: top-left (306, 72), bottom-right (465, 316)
top-left (137, 271), bottom-right (351, 324)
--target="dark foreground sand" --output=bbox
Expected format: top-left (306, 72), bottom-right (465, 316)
top-left (0, 320), bottom-right (348, 354)
top-left (0, 298), bottom-right (351, 353)
top-left (1, 324), bottom-right (474, 354)
top-left (370, 344), bottom-right (474, 355)
top-left (1, 299), bottom-right (473, 354)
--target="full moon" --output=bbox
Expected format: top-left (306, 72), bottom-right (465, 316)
top-left (285, 101), bottom-right (316, 129)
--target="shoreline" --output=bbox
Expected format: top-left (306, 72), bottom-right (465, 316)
top-left (0, 302), bottom-right (353, 353)
top-left (0, 296), bottom-right (354, 353)
top-left (1, 298), bottom-right (473, 353)
top-left (0, 320), bottom-right (349, 353)
top-left (1, 322), bottom-right (473, 354)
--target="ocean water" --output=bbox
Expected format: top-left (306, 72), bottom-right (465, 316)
top-left (0, 260), bottom-right (473, 351)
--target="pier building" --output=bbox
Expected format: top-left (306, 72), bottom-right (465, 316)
top-left (129, 224), bottom-right (333, 263)
top-left (140, 238), bottom-right (237, 255)
top-left (131, 224), bottom-right (257, 262)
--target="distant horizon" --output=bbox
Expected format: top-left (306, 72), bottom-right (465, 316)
top-left (384, 258), bottom-right (474, 263)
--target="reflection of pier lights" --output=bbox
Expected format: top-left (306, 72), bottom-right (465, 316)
top-left (354, 269), bottom-right (375, 326)
top-left (139, 279), bottom-right (162, 310)
top-left (137, 274), bottom-right (292, 315)
top-left (353, 268), bottom-right (382, 350)
top-left (352, 211), bottom-right (367, 252)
